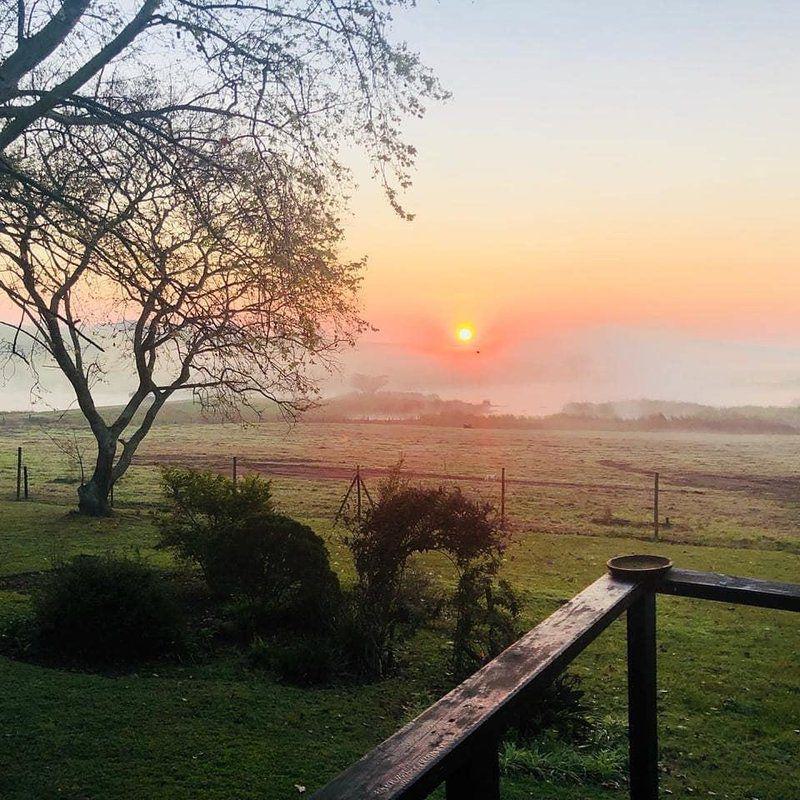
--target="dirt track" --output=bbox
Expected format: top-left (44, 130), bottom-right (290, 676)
top-left (600, 459), bottom-right (800, 501)
top-left (135, 452), bottom-right (703, 495)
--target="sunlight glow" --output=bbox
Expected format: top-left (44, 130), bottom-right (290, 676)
top-left (457, 325), bottom-right (474, 342)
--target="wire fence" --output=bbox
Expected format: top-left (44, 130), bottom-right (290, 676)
top-left (5, 438), bottom-right (796, 553)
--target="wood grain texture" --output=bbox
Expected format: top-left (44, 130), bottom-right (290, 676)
top-left (659, 569), bottom-right (800, 612)
top-left (312, 574), bottom-right (643, 800)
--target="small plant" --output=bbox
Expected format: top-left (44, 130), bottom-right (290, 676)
top-left (501, 714), bottom-right (626, 787)
top-left (495, 671), bottom-right (630, 787)
top-left (160, 468), bottom-right (341, 637)
top-left (500, 723), bottom-right (626, 786)
top-left (451, 572), bottom-right (520, 680)
top-left (246, 636), bottom-right (272, 669)
top-left (344, 469), bottom-right (518, 678)
top-left (33, 555), bottom-right (183, 665)
top-left (511, 673), bottom-right (593, 742)
top-left (247, 634), bottom-right (338, 686)
top-left (501, 672), bottom-right (625, 788)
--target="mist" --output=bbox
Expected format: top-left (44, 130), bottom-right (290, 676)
top-left (324, 325), bottom-right (800, 416)
top-left (4, 319), bottom-right (800, 416)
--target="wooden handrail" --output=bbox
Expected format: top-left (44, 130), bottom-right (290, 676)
top-left (658, 568), bottom-right (800, 611)
top-left (313, 575), bottom-right (644, 800)
top-left (312, 568), bottom-right (800, 800)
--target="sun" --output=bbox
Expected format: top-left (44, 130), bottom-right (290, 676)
top-left (456, 325), bottom-right (474, 343)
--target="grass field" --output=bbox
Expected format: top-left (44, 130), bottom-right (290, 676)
top-left (1, 420), bottom-right (799, 799)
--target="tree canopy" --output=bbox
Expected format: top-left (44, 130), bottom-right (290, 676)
top-left (0, 1), bottom-right (445, 513)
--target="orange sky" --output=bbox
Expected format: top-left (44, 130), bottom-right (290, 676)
top-left (325, 2), bottom-right (800, 409)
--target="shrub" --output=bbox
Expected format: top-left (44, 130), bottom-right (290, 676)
top-left (451, 571), bottom-right (520, 680)
top-left (160, 469), bottom-right (341, 636)
top-left (158, 468), bottom-right (275, 585)
top-left (247, 634), bottom-right (338, 686)
top-left (270, 636), bottom-right (338, 686)
top-left (246, 636), bottom-right (272, 669)
top-left (395, 566), bottom-right (446, 628)
top-left (500, 723), bottom-right (626, 786)
top-left (511, 672), bottom-right (593, 742)
top-left (344, 470), bottom-right (517, 678)
top-left (501, 673), bottom-right (624, 788)
top-left (33, 555), bottom-right (183, 665)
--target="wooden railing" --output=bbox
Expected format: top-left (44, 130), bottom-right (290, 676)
top-left (312, 566), bottom-right (800, 800)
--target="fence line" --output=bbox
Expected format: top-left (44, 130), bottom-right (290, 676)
top-left (4, 447), bottom-right (704, 545)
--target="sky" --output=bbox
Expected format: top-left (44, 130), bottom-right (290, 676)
top-left (3, 1), bottom-right (800, 413)
top-left (333, 0), bottom-right (800, 412)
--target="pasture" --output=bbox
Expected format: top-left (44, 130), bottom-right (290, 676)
top-left (0, 420), bottom-right (798, 799)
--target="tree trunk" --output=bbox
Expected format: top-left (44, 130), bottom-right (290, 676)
top-left (77, 434), bottom-right (116, 516)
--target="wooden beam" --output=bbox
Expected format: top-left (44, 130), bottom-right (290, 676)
top-left (658, 569), bottom-right (800, 612)
top-left (627, 593), bottom-right (658, 800)
top-left (312, 574), bottom-right (643, 800)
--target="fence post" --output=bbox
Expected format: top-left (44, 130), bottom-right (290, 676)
top-left (627, 591), bottom-right (659, 800)
top-left (232, 456), bottom-right (238, 486)
top-left (653, 472), bottom-right (659, 542)
top-left (445, 738), bottom-right (500, 800)
top-left (23, 466), bottom-right (28, 499)
top-left (500, 467), bottom-right (506, 529)
top-left (16, 446), bottom-right (22, 500)
top-left (356, 465), bottom-right (362, 525)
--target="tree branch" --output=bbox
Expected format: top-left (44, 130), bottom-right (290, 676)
top-left (0, 0), bottom-right (161, 151)
top-left (0, 0), bottom-right (91, 99)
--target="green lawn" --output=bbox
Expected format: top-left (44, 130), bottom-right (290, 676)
top-left (1, 496), bottom-right (798, 800)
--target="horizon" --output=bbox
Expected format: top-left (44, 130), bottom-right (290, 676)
top-left (5, 389), bottom-right (800, 420)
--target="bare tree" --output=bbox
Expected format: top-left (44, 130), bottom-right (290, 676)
top-left (0, 2), bottom-right (445, 514)
top-left (44, 427), bottom-right (87, 484)
top-left (351, 373), bottom-right (388, 394)
top-left (1, 113), bottom-right (365, 514)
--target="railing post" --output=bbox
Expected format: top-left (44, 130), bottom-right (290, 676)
top-left (627, 590), bottom-right (659, 799)
top-left (445, 738), bottom-right (499, 800)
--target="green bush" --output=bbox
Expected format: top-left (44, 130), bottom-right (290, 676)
top-left (451, 572), bottom-right (520, 680)
top-left (502, 673), bottom-right (624, 788)
top-left (160, 469), bottom-right (341, 636)
top-left (395, 566), bottom-right (446, 628)
top-left (270, 636), bottom-right (338, 686)
top-left (158, 468), bottom-right (275, 587)
top-left (344, 469), bottom-right (516, 678)
top-left (33, 555), bottom-right (183, 665)
top-left (247, 635), bottom-right (337, 686)
top-left (500, 724), bottom-right (626, 786)
top-left (511, 672), bottom-right (593, 742)
top-left (246, 635), bottom-right (272, 669)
